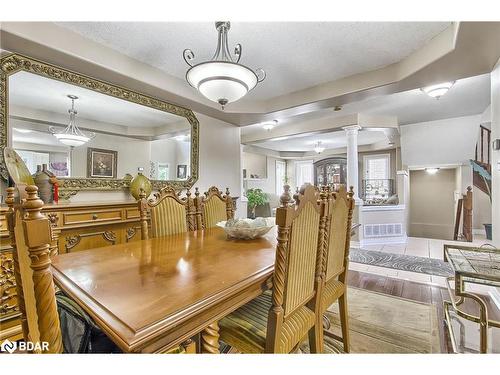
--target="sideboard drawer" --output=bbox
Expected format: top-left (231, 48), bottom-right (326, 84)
top-left (0, 212), bottom-right (8, 237)
top-left (125, 207), bottom-right (140, 220)
top-left (62, 209), bottom-right (123, 226)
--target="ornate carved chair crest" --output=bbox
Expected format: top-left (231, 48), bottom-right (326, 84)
top-left (138, 185), bottom-right (196, 240)
top-left (195, 186), bottom-right (234, 229)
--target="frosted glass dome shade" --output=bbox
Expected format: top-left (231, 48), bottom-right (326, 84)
top-left (186, 62), bottom-right (258, 106)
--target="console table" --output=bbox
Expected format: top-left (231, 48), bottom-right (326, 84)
top-left (443, 244), bottom-right (500, 353)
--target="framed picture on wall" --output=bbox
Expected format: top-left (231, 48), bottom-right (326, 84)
top-left (87, 147), bottom-right (118, 178)
top-left (177, 164), bottom-right (187, 179)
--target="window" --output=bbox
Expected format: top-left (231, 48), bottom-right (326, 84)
top-left (15, 149), bottom-right (50, 174)
top-left (364, 154), bottom-right (390, 180)
top-left (295, 160), bottom-right (314, 189)
top-left (158, 163), bottom-right (170, 180)
top-left (363, 154), bottom-right (392, 202)
top-left (275, 160), bottom-right (286, 195)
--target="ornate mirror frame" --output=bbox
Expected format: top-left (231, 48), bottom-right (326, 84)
top-left (0, 53), bottom-right (199, 198)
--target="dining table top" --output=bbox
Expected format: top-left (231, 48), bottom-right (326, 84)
top-left (50, 227), bottom-right (277, 353)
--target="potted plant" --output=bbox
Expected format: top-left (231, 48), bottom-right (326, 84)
top-left (246, 188), bottom-right (268, 219)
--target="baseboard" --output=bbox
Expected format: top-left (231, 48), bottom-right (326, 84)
top-left (359, 235), bottom-right (408, 246)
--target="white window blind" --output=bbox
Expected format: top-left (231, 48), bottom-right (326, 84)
top-left (295, 160), bottom-right (314, 189)
top-left (275, 160), bottom-right (286, 195)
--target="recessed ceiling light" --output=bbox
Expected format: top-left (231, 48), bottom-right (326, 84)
top-left (421, 82), bottom-right (455, 99)
top-left (425, 167), bottom-right (440, 174)
top-left (270, 136), bottom-right (290, 141)
top-left (173, 134), bottom-right (190, 141)
top-left (14, 128), bottom-right (32, 133)
top-left (262, 120), bottom-right (278, 131)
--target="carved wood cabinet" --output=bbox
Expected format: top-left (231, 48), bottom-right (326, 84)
top-left (0, 200), bottom-right (143, 341)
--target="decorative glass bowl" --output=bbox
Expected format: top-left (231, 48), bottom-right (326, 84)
top-left (216, 217), bottom-right (275, 240)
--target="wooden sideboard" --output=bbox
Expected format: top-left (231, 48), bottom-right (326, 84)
top-left (0, 200), bottom-right (142, 342)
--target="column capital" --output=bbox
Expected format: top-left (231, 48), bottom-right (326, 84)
top-left (342, 125), bottom-right (362, 133)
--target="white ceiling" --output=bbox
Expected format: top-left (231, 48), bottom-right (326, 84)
top-left (340, 73), bottom-right (491, 125)
top-left (9, 71), bottom-right (186, 128)
top-left (56, 22), bottom-right (450, 101)
top-left (246, 73), bottom-right (490, 152)
top-left (256, 129), bottom-right (387, 152)
top-left (243, 72), bottom-right (490, 136)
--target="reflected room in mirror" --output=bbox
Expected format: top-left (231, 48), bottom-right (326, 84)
top-left (8, 71), bottom-right (192, 183)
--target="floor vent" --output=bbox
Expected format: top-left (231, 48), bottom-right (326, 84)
top-left (364, 223), bottom-right (403, 238)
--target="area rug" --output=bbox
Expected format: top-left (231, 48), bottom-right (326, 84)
top-left (299, 287), bottom-right (441, 353)
top-left (349, 248), bottom-right (453, 277)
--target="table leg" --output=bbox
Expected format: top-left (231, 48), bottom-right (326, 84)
top-left (461, 290), bottom-right (489, 353)
top-left (201, 321), bottom-right (220, 354)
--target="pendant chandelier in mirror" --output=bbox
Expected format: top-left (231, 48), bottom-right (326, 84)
top-left (183, 21), bottom-right (266, 109)
top-left (49, 95), bottom-right (95, 147)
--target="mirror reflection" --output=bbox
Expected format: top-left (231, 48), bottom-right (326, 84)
top-left (8, 71), bottom-right (191, 181)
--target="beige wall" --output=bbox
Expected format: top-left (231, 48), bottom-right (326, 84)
top-left (491, 58), bottom-right (500, 246)
top-left (242, 152), bottom-right (267, 179)
top-left (409, 168), bottom-right (456, 240)
top-left (401, 115), bottom-right (480, 168)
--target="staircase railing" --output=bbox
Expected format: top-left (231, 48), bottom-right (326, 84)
top-left (475, 125), bottom-right (491, 167)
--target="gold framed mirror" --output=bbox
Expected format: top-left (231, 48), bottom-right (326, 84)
top-left (1, 53), bottom-right (199, 199)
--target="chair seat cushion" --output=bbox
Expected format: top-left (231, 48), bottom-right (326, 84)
top-left (219, 291), bottom-right (315, 353)
top-left (321, 279), bottom-right (346, 312)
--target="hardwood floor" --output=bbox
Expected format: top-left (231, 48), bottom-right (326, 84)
top-left (347, 269), bottom-right (500, 353)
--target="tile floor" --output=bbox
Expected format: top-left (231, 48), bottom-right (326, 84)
top-left (350, 234), bottom-right (496, 293)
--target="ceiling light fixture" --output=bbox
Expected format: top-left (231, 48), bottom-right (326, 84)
top-left (14, 128), bottom-right (32, 134)
top-left (262, 120), bottom-right (278, 131)
top-left (49, 95), bottom-right (95, 147)
top-left (173, 134), bottom-right (190, 141)
top-left (314, 141), bottom-right (325, 154)
top-left (421, 81), bottom-right (455, 99)
top-left (183, 21), bottom-right (266, 110)
top-left (425, 167), bottom-right (440, 174)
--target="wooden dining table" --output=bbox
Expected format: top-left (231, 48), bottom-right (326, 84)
top-left (51, 227), bottom-right (277, 353)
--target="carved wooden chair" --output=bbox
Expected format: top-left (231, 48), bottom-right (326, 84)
top-left (138, 185), bottom-right (196, 240)
top-left (195, 186), bottom-right (234, 229)
top-left (218, 184), bottom-right (326, 353)
top-left (317, 185), bottom-right (355, 353)
top-left (6, 186), bottom-right (195, 353)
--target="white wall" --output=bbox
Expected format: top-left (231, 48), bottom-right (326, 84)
top-left (491, 59), bottom-right (500, 246)
top-left (243, 156), bottom-right (286, 211)
top-left (192, 113), bottom-right (242, 201)
top-left (401, 115), bottom-right (481, 168)
top-left (71, 133), bottom-right (151, 178)
top-left (20, 113), bottom-right (242, 204)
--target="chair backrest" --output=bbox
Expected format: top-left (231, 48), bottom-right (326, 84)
top-left (266, 184), bottom-right (325, 351)
top-left (196, 186), bottom-right (234, 229)
top-left (7, 185), bottom-right (63, 353)
top-left (138, 186), bottom-right (196, 240)
top-left (323, 185), bottom-right (355, 282)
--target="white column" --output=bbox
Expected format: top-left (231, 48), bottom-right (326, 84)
top-left (491, 58), bottom-right (500, 246)
top-left (343, 125), bottom-right (362, 202)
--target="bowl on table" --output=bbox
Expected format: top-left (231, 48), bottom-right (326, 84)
top-left (216, 217), bottom-right (275, 240)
